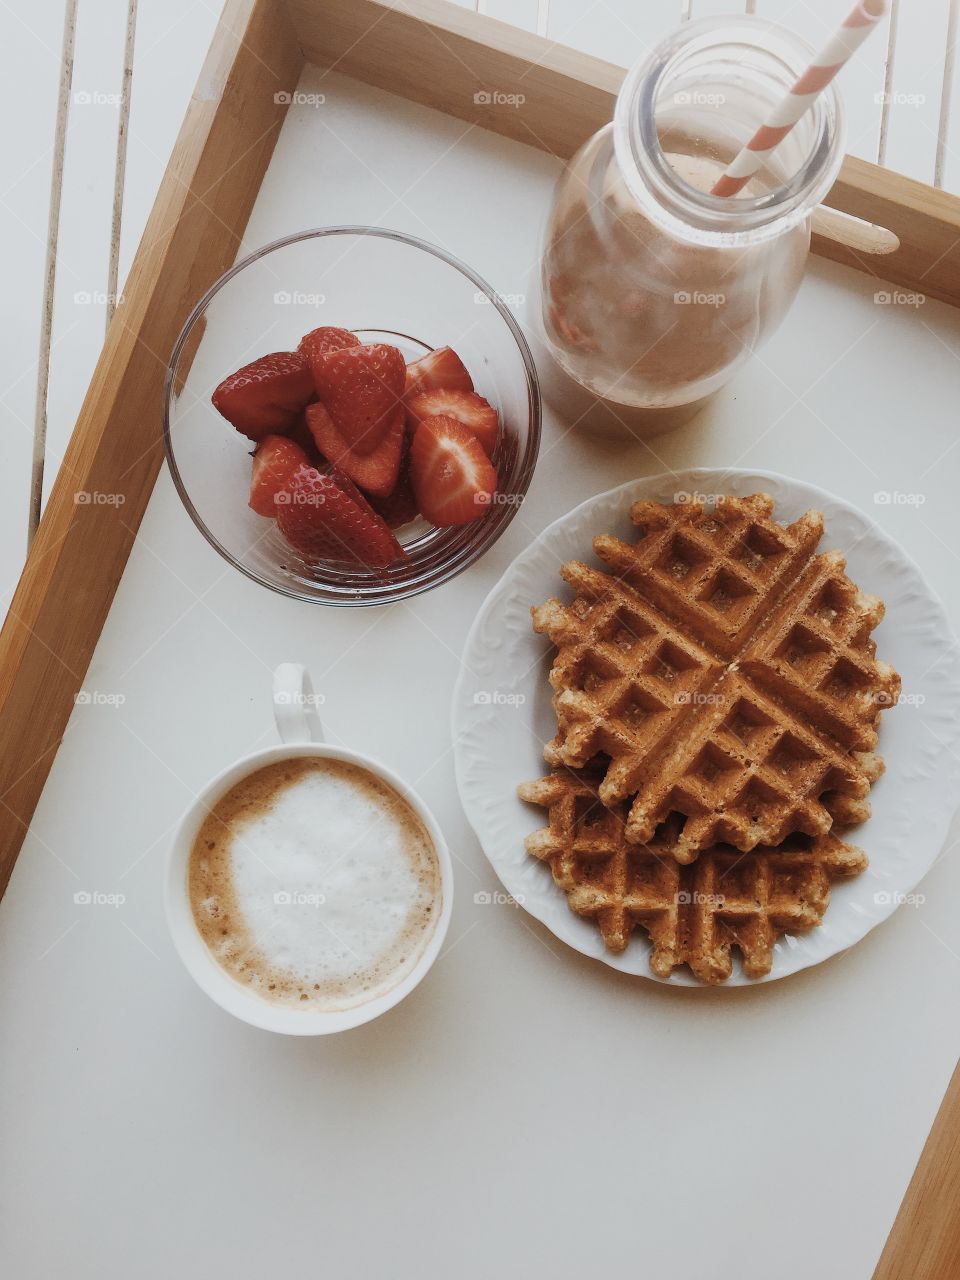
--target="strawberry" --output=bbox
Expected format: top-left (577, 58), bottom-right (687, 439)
top-left (249, 435), bottom-right (312, 517)
top-left (211, 352), bottom-right (315, 441)
top-left (410, 415), bottom-right (498, 527)
top-left (324, 463), bottom-right (412, 533)
top-left (405, 388), bottom-right (499, 457)
top-left (275, 464), bottom-right (405, 569)
top-left (287, 413), bottom-right (325, 466)
top-left (306, 401), bottom-right (404, 497)
top-left (367, 440), bottom-right (419, 529)
top-left (297, 326), bottom-right (360, 384)
top-left (311, 342), bottom-right (405, 453)
top-left (404, 346), bottom-right (474, 397)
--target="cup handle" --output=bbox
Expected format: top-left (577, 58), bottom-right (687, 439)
top-left (272, 664), bottom-right (325, 745)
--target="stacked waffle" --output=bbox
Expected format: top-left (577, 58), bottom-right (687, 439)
top-left (518, 494), bottom-right (900, 983)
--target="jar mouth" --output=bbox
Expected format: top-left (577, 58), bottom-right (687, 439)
top-left (614, 16), bottom-right (845, 241)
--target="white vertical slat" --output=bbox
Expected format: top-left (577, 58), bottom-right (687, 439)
top-left (772, 0), bottom-right (889, 164)
top-left (0, 0), bottom-right (64, 589)
top-left (935, 0), bottom-right (959, 189)
top-left (480, 0), bottom-right (540, 31)
top-left (880, 0), bottom-right (952, 184)
top-left (692, 0), bottom-right (749, 16)
top-left (43, 0), bottom-right (129, 509)
top-left (876, 0), bottom-right (900, 168)
top-left (106, 0), bottom-right (138, 333)
top-left (29, 0), bottom-right (77, 544)
top-left (938, 3), bottom-right (960, 191)
top-left (117, 0), bottom-right (223, 287)
top-left (545, 0), bottom-right (677, 64)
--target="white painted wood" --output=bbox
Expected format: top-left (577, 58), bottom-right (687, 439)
top-left (881, 0), bottom-right (953, 185)
top-left (105, 0), bottom-right (138, 333)
top-left (43, 0), bottom-right (128, 510)
top-left (545, 0), bottom-right (672, 64)
top-left (691, 0), bottom-right (747, 17)
top-left (765, 0), bottom-right (890, 165)
top-left (30, 0), bottom-right (76, 544)
top-left (0, 0), bottom-right (63, 602)
top-left (2, 62), bottom-right (960, 1280)
top-left (116, 0), bottom-right (223, 285)
top-left (480, 0), bottom-right (539, 31)
top-left (938, 0), bottom-right (960, 190)
top-left (1, 0), bottom-right (220, 599)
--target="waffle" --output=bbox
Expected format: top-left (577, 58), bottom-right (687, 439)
top-left (518, 771), bottom-right (867, 984)
top-left (533, 494), bottom-right (899, 861)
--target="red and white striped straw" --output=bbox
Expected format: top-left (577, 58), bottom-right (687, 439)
top-left (711, 0), bottom-right (887, 198)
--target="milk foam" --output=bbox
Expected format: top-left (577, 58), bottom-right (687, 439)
top-left (189, 759), bottom-right (440, 1010)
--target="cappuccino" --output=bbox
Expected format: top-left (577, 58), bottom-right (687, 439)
top-left (189, 757), bottom-right (441, 1011)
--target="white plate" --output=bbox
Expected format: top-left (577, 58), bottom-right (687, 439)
top-left (451, 468), bottom-right (960, 986)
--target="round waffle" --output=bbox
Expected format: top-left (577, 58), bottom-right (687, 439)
top-left (518, 770), bottom-right (868, 985)
top-left (533, 494), bottom-right (900, 861)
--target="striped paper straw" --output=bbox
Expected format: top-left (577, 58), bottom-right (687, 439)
top-left (711, 0), bottom-right (887, 198)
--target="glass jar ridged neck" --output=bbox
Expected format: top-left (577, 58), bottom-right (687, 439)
top-left (613, 16), bottom-right (845, 247)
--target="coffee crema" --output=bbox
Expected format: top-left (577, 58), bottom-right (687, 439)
top-left (188, 757), bottom-right (441, 1011)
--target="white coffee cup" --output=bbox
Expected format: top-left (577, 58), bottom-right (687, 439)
top-left (165, 663), bottom-right (453, 1035)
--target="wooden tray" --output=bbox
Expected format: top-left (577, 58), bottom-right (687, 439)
top-left (0, 2), bottom-right (957, 1273)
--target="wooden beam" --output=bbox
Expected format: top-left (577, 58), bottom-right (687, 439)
top-left (872, 1061), bottom-right (960, 1280)
top-left (0, 0), bottom-right (303, 894)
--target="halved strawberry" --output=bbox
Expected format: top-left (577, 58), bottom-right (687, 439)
top-left (410, 415), bottom-right (498, 527)
top-left (297, 326), bottom-right (360, 383)
top-left (275, 464), bottom-right (405, 569)
top-left (406, 388), bottom-right (499, 457)
top-left (249, 435), bottom-right (312, 517)
top-left (311, 342), bottom-right (405, 454)
top-left (404, 346), bottom-right (474, 397)
top-left (211, 352), bottom-right (315, 441)
top-left (306, 400), bottom-right (404, 497)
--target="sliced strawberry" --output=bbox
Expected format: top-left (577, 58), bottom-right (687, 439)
top-left (311, 342), bottom-right (405, 454)
top-left (306, 401), bottom-right (404, 498)
top-left (249, 435), bottom-right (312, 517)
top-left (404, 347), bottom-right (474, 397)
top-left (211, 352), bottom-right (314, 441)
top-left (275, 464), bottom-right (405, 569)
top-left (367, 441), bottom-right (419, 529)
top-left (297, 326), bottom-right (360, 384)
top-left (323, 464), bottom-right (411, 535)
top-left (287, 413), bottom-right (325, 466)
top-left (406, 388), bottom-right (499, 457)
top-left (410, 416), bottom-right (498, 527)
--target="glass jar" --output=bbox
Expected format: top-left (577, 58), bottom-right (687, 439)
top-left (533, 17), bottom-right (845, 437)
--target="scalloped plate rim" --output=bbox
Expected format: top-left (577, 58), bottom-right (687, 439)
top-left (451, 467), bottom-right (960, 988)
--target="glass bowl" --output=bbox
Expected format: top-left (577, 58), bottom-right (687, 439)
top-left (163, 227), bottom-right (541, 606)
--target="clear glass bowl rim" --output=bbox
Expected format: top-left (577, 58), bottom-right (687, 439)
top-left (162, 225), bottom-right (542, 607)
